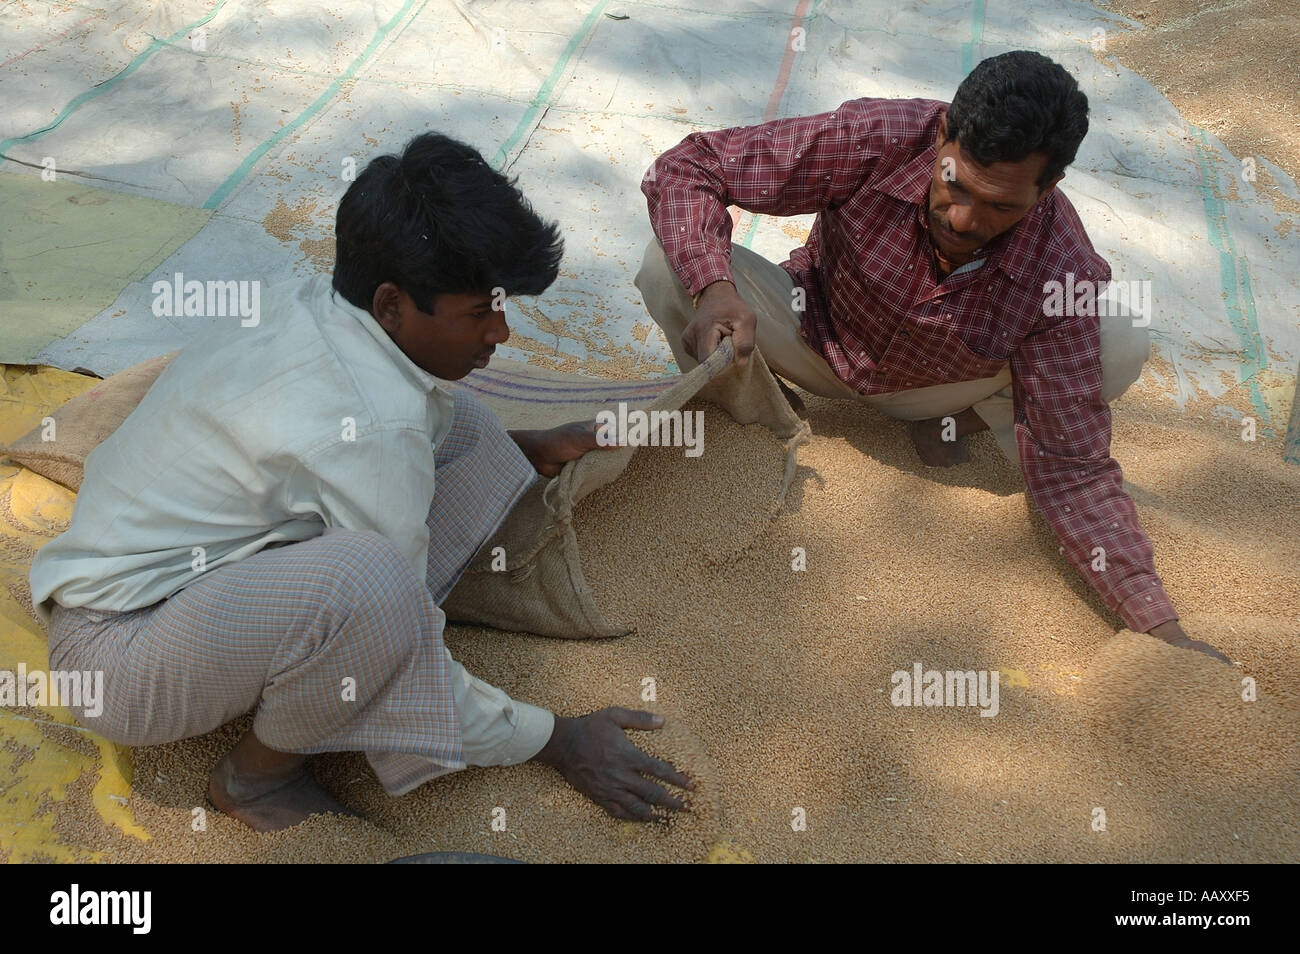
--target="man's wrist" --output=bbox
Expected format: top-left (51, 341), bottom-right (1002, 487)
top-left (508, 428), bottom-right (541, 467)
top-left (1148, 619), bottom-right (1186, 643)
top-left (533, 714), bottom-right (574, 767)
top-left (693, 279), bottom-right (738, 310)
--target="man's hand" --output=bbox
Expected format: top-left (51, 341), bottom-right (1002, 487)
top-left (533, 708), bottom-right (694, 821)
top-left (682, 280), bottom-right (756, 366)
top-left (510, 420), bottom-right (613, 478)
top-left (1148, 620), bottom-right (1231, 664)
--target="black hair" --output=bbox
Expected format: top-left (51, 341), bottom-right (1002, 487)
top-left (945, 50), bottom-right (1090, 189)
top-left (332, 132), bottom-right (563, 313)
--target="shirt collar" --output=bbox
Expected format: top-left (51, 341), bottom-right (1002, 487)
top-left (323, 277), bottom-right (449, 396)
top-left (871, 142), bottom-right (934, 207)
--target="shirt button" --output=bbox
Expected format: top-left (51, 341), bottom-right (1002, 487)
top-left (761, 189), bottom-right (768, 195)
top-left (1111, 522), bottom-right (1119, 529)
top-left (891, 138), bottom-right (897, 143)
top-left (1145, 596), bottom-right (1153, 602)
top-left (1065, 506), bottom-right (1071, 512)
top-left (908, 265), bottom-right (913, 270)
top-left (1002, 331), bottom-right (1008, 336)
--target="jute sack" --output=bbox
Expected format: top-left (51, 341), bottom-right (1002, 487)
top-left (442, 340), bottom-right (809, 638)
top-left (0, 351), bottom-right (179, 491)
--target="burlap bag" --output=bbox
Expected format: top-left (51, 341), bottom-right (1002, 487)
top-left (0, 351), bottom-right (179, 491)
top-left (4, 341), bottom-right (808, 639)
top-left (442, 340), bottom-right (809, 637)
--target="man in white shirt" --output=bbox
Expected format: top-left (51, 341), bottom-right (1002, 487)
top-left (30, 133), bottom-right (692, 832)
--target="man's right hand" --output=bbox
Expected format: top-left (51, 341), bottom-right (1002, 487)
top-left (682, 280), bottom-right (757, 366)
top-left (533, 707), bottom-right (694, 821)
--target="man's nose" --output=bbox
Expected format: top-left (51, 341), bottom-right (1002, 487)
top-left (486, 311), bottom-right (510, 346)
top-left (947, 201), bottom-right (979, 235)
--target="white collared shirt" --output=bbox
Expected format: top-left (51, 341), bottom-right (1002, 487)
top-left (30, 274), bottom-right (552, 767)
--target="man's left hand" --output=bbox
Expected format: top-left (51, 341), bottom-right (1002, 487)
top-left (511, 420), bottom-right (614, 478)
top-left (1147, 620), bottom-right (1231, 664)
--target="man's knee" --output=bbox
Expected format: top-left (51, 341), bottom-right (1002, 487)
top-left (320, 530), bottom-right (426, 612)
top-left (634, 238), bottom-right (672, 296)
top-left (634, 238), bottom-right (693, 320)
top-left (1101, 319), bottom-right (1151, 401)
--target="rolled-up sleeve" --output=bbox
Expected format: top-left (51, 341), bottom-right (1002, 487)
top-left (448, 650), bottom-right (555, 767)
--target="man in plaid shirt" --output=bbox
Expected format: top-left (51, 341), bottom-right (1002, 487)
top-left (636, 50), bottom-right (1226, 661)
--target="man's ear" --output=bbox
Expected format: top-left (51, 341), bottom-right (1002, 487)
top-left (371, 281), bottom-right (404, 332)
top-left (1037, 172), bottom-right (1065, 199)
top-left (935, 112), bottom-right (948, 149)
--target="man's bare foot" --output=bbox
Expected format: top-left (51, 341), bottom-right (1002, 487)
top-left (909, 418), bottom-right (970, 466)
top-left (908, 407), bottom-right (989, 467)
top-left (208, 731), bottom-right (359, 832)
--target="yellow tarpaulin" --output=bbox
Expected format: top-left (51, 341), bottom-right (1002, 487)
top-left (0, 363), bottom-right (145, 863)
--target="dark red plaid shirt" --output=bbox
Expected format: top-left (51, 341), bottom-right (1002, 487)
top-left (644, 97), bottom-right (1176, 633)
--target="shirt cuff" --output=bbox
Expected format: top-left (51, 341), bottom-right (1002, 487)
top-left (675, 254), bottom-right (736, 300)
top-left (1117, 584), bottom-right (1179, 633)
top-left (500, 701), bottom-right (556, 766)
top-left (449, 650), bottom-right (555, 768)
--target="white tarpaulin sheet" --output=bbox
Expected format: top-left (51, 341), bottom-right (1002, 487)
top-left (2, 0), bottom-right (1297, 430)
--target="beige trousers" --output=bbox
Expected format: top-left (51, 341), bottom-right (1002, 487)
top-left (635, 240), bottom-right (1150, 463)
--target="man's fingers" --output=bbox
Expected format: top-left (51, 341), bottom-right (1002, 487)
top-left (1190, 641), bottom-right (1231, 664)
top-left (1170, 637), bottom-right (1232, 664)
top-left (698, 325), bottom-right (723, 360)
top-left (606, 707), bottom-right (665, 730)
top-left (730, 315), bottom-right (757, 364)
top-left (600, 797), bottom-right (636, 821)
top-left (625, 775), bottom-right (688, 812)
top-left (638, 753), bottom-right (694, 791)
top-left (611, 790), bottom-right (657, 822)
top-left (577, 419), bottom-right (618, 451)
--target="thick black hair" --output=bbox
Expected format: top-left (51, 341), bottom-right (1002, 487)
top-left (945, 50), bottom-right (1090, 189)
top-left (332, 132), bottom-right (563, 313)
